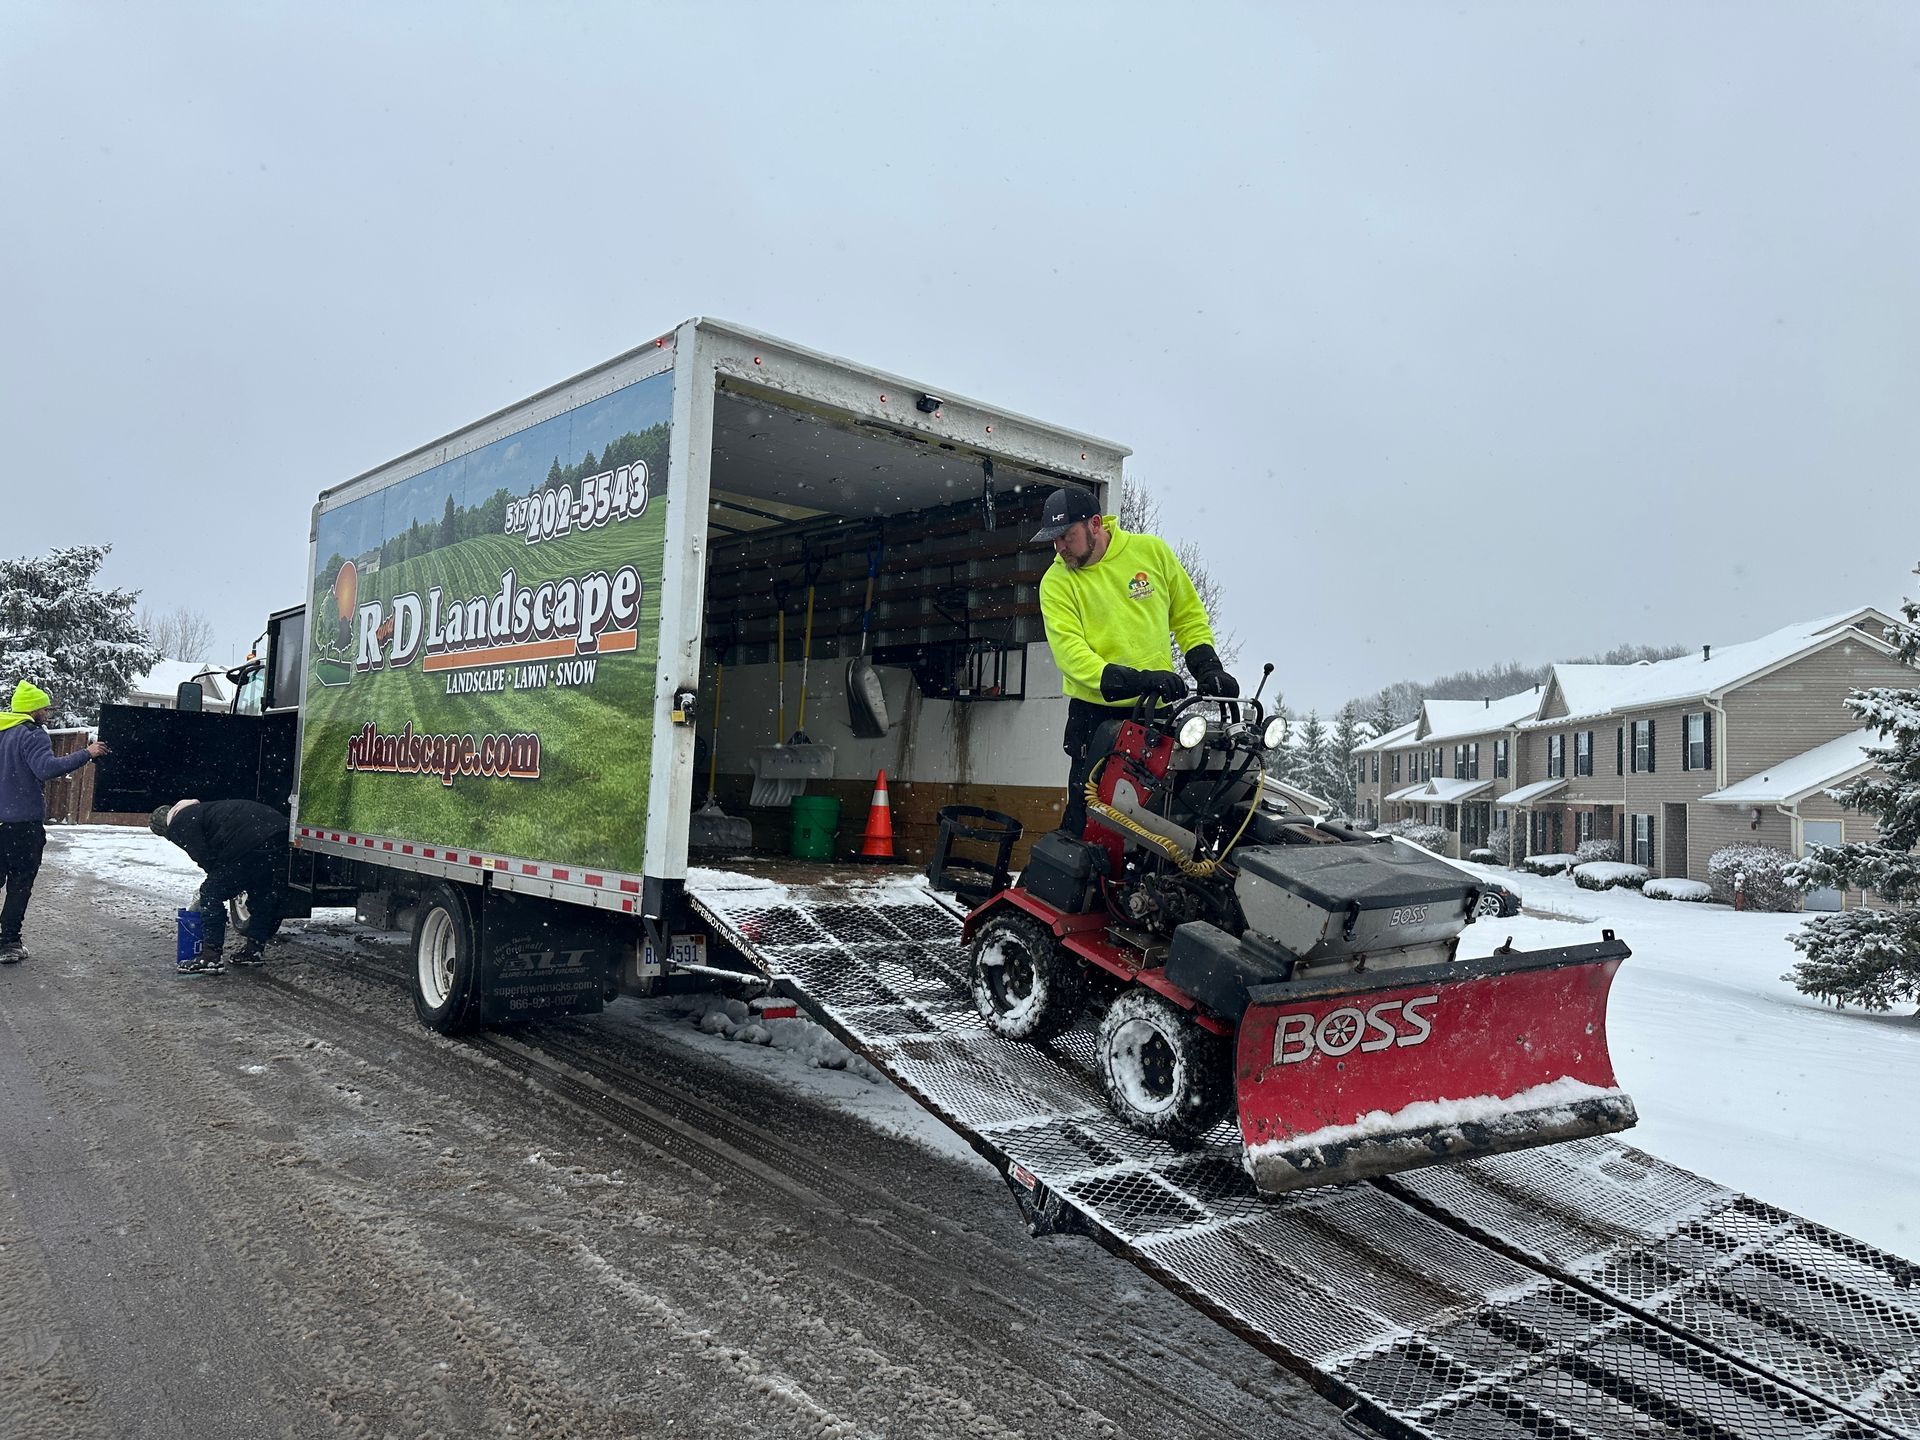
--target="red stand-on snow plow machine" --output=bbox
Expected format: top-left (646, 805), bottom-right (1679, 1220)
top-left (961, 673), bottom-right (1637, 1198)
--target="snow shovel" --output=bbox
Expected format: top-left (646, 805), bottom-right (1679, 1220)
top-left (1233, 936), bottom-right (1638, 1197)
top-left (752, 590), bottom-right (834, 806)
top-left (690, 661), bottom-right (752, 853)
top-left (847, 540), bottom-right (889, 738)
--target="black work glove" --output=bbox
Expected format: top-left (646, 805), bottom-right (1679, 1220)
top-left (1100, 664), bottom-right (1188, 704)
top-left (1185, 644), bottom-right (1240, 698)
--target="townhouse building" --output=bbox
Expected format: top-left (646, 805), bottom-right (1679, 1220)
top-left (1503, 607), bottom-right (1903, 907)
top-left (1345, 607), bottom-right (1908, 906)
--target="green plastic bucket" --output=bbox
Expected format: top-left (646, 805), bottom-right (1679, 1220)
top-left (789, 795), bottom-right (841, 860)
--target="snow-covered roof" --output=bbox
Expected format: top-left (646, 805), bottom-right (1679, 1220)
top-left (1522, 608), bottom-right (1895, 728)
top-left (1700, 728), bottom-right (1880, 807)
top-left (1496, 777), bottom-right (1568, 808)
top-left (1354, 719), bottom-right (1419, 754)
top-left (124, 659), bottom-right (230, 703)
top-left (1419, 690), bottom-right (1542, 742)
top-left (1389, 777), bottom-right (1493, 805)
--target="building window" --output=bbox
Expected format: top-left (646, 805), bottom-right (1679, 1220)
top-left (1492, 808), bottom-right (1509, 830)
top-left (1391, 754), bottom-right (1400, 782)
top-left (1453, 745), bottom-right (1465, 780)
top-left (1494, 739), bottom-right (1509, 778)
top-left (1576, 811), bottom-right (1594, 844)
top-left (1370, 755), bottom-right (1379, 783)
top-left (1547, 734), bottom-right (1565, 779)
top-left (1631, 813), bottom-right (1654, 867)
top-left (1575, 730), bottom-right (1593, 777)
top-left (1356, 759), bottom-right (1367, 786)
top-left (1431, 746), bottom-right (1442, 780)
top-left (1467, 742), bottom-right (1480, 780)
top-left (1631, 719), bottom-right (1655, 773)
top-left (1421, 750), bottom-right (1432, 781)
top-left (1683, 713), bottom-right (1709, 772)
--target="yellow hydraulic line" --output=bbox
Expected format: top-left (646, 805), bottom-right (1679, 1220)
top-left (1083, 754), bottom-right (1265, 879)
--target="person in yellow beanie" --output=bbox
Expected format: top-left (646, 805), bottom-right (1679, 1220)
top-left (0, 681), bottom-right (110, 961)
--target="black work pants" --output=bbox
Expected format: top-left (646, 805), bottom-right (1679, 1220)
top-left (0, 821), bottom-right (46, 943)
top-left (1061, 698), bottom-right (1126, 838)
top-left (197, 838), bottom-right (291, 952)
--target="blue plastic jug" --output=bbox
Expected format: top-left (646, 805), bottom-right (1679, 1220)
top-left (175, 908), bottom-right (203, 963)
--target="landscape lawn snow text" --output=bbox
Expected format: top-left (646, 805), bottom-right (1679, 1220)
top-left (48, 825), bottom-right (1919, 1259)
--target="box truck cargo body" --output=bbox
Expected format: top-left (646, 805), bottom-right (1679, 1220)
top-left (100, 320), bottom-right (1128, 1028)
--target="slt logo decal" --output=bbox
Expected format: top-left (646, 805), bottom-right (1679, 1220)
top-left (1272, 995), bottom-right (1437, 1065)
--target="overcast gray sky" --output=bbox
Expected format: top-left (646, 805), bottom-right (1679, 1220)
top-left (5, 2), bottom-right (1917, 715)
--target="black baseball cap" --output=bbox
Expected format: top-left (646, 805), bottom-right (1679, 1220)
top-left (1030, 486), bottom-right (1101, 542)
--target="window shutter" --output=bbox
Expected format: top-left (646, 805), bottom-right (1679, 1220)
top-left (1647, 719), bottom-right (1656, 773)
top-left (1704, 713), bottom-right (1714, 772)
top-left (1617, 727), bottom-right (1624, 775)
top-left (1681, 715), bottom-right (1690, 772)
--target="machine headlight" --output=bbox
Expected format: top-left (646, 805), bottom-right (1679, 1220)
top-left (1176, 714), bottom-right (1209, 749)
top-left (1261, 716), bottom-right (1287, 749)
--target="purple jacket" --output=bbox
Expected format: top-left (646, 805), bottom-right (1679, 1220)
top-left (0, 721), bottom-right (93, 823)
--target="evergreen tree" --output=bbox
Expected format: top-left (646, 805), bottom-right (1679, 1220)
top-left (1785, 569), bottom-right (1920, 1012)
top-left (0, 545), bottom-right (162, 725)
top-left (1371, 691), bottom-right (1398, 738)
top-left (1296, 710), bottom-right (1336, 806)
top-left (1328, 704), bottom-right (1364, 818)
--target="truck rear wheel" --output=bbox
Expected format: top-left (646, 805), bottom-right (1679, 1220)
top-left (969, 910), bottom-right (1086, 1043)
top-left (1097, 989), bottom-right (1231, 1146)
top-left (412, 882), bottom-right (481, 1035)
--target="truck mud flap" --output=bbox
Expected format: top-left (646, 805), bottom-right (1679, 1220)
top-left (683, 871), bottom-right (1917, 1440)
top-left (477, 889), bottom-right (612, 1024)
top-left (1236, 939), bottom-right (1636, 1197)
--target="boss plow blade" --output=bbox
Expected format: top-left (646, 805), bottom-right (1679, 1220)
top-left (1234, 934), bottom-right (1636, 1197)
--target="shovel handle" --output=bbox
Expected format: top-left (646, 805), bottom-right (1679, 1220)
top-left (797, 587), bottom-right (816, 731)
top-left (708, 663), bottom-right (724, 794)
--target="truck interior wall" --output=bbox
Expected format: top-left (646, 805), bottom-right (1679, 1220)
top-left (698, 385), bottom-right (1087, 864)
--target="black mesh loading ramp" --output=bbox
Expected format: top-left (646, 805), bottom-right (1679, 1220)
top-left (682, 869), bottom-right (1916, 1440)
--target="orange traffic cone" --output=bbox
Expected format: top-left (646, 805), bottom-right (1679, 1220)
top-left (858, 769), bottom-right (896, 861)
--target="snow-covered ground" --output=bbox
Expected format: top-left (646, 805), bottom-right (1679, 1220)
top-left (1456, 858), bottom-right (1918, 1257)
top-left (49, 825), bottom-right (1919, 1258)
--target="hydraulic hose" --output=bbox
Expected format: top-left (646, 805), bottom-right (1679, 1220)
top-left (1084, 755), bottom-right (1265, 879)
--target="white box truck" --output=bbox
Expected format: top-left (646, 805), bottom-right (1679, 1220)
top-left (99, 318), bottom-right (1125, 1029)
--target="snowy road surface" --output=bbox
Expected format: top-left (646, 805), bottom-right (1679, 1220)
top-left (0, 829), bottom-right (1344, 1440)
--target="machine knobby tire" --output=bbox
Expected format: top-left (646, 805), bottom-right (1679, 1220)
top-left (1096, 988), bottom-right (1232, 1146)
top-left (969, 909), bottom-right (1087, 1043)
top-left (411, 881), bottom-right (482, 1035)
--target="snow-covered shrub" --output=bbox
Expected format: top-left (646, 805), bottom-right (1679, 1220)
top-left (1708, 845), bottom-right (1799, 912)
top-left (1573, 861), bottom-right (1649, 891)
top-left (1467, 847), bottom-right (1495, 863)
top-left (1574, 838), bottom-right (1622, 865)
top-left (1383, 821), bottom-right (1449, 852)
top-left (1645, 877), bottom-right (1713, 902)
top-left (1484, 827), bottom-right (1516, 864)
top-left (1520, 852), bottom-right (1575, 877)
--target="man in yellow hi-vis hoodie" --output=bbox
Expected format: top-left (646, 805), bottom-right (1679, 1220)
top-left (1033, 486), bottom-right (1236, 835)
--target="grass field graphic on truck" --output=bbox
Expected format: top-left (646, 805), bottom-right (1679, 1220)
top-left (300, 370), bottom-right (672, 875)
